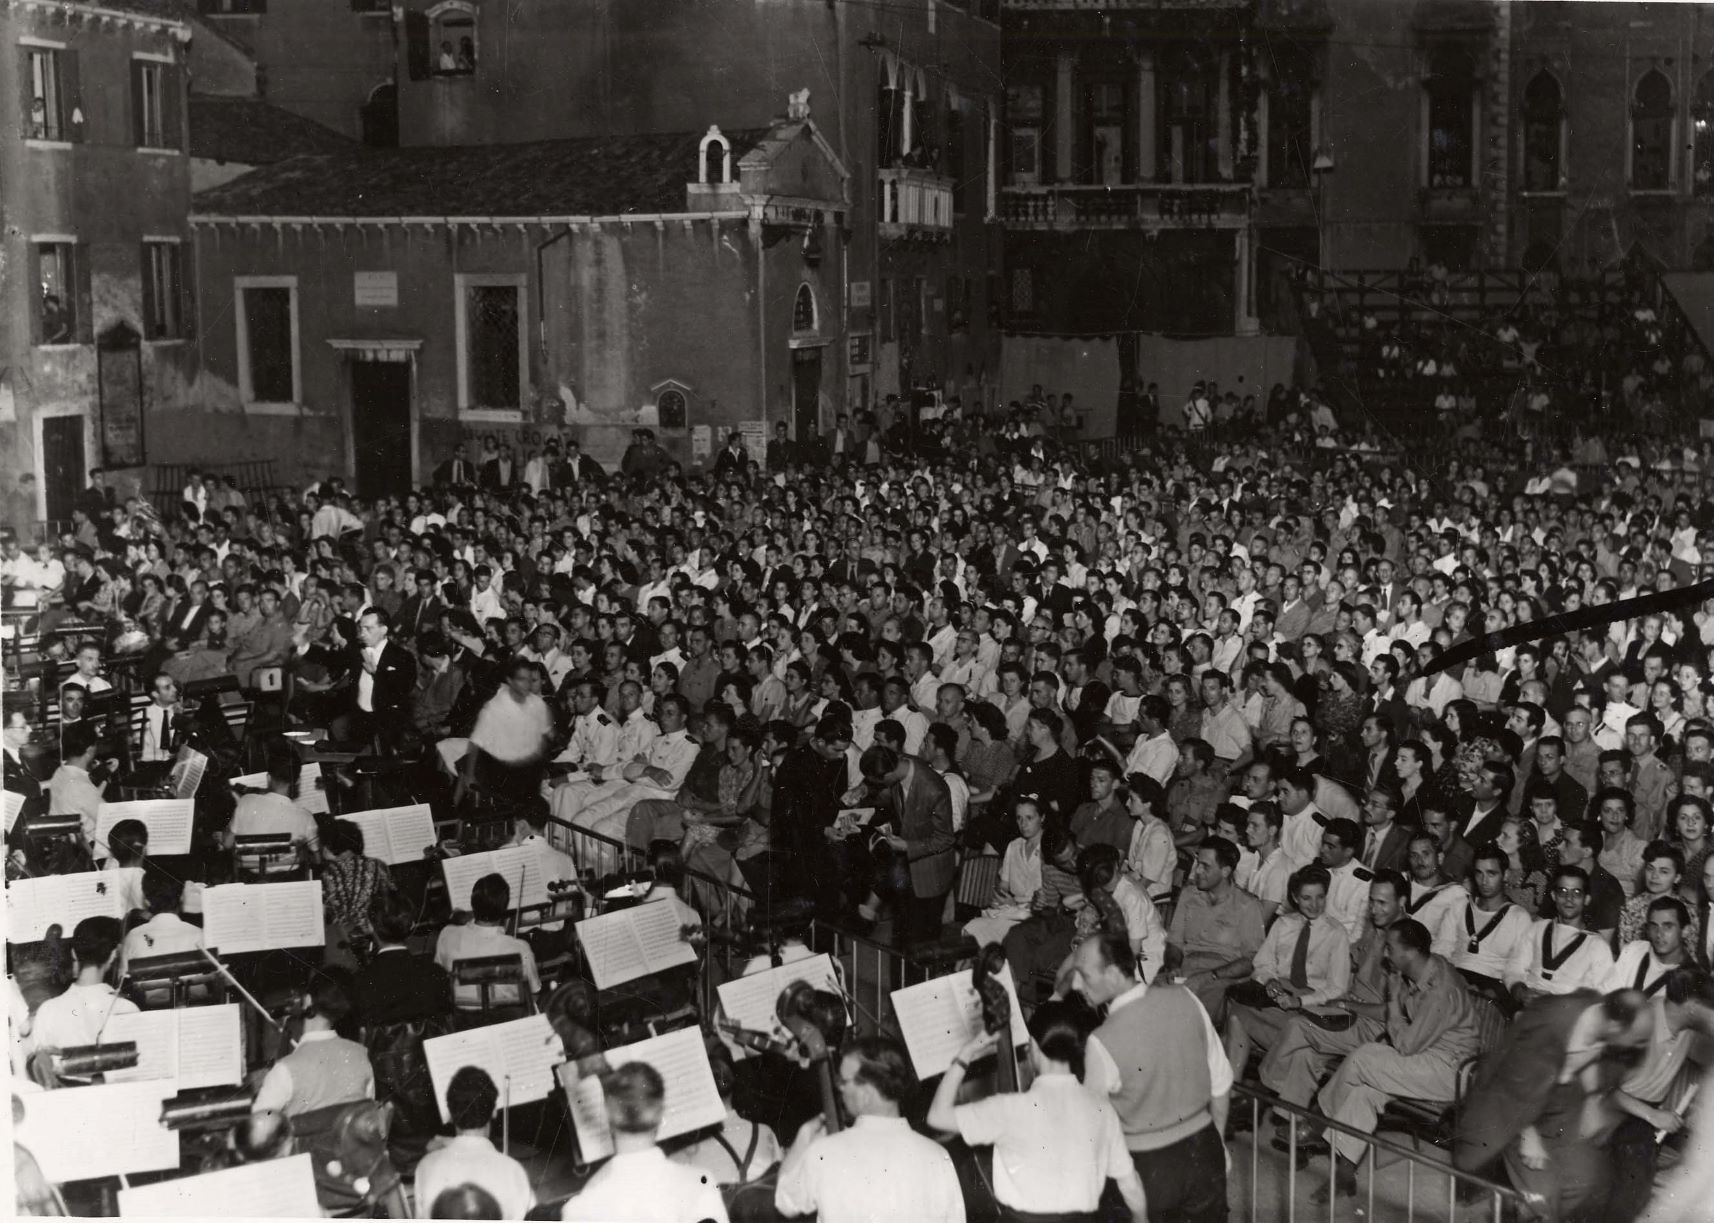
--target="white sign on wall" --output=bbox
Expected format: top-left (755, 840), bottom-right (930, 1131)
top-left (354, 272), bottom-right (398, 308)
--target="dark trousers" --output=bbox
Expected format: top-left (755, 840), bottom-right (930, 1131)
top-left (896, 888), bottom-right (951, 947)
top-left (1131, 1124), bottom-right (1227, 1223)
top-left (1603, 1114), bottom-right (1660, 1223)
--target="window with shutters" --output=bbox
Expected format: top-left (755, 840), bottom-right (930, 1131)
top-left (23, 45), bottom-right (79, 143)
top-left (456, 274), bottom-right (527, 417)
top-left (33, 241), bottom-right (81, 345)
top-left (142, 241), bottom-right (184, 340)
top-left (235, 277), bottom-right (300, 406)
top-left (431, 1), bottom-right (476, 75)
top-left (133, 59), bottom-right (171, 149)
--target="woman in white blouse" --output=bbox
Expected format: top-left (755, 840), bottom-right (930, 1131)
top-left (963, 799), bottom-right (1044, 947)
top-left (1222, 862), bottom-right (1353, 1079)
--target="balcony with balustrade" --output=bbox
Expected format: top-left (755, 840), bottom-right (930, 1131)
top-left (878, 166), bottom-right (956, 241)
top-left (999, 181), bottom-right (1252, 230)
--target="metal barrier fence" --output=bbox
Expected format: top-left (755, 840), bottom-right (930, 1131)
top-left (1229, 1083), bottom-right (1537, 1223)
top-left (545, 815), bottom-right (1538, 1222)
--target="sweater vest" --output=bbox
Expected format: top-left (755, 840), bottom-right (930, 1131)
top-left (1095, 983), bottom-right (1214, 1151)
top-left (281, 1036), bottom-right (372, 1117)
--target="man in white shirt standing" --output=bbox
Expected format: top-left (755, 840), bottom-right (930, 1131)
top-left (415, 1067), bottom-right (534, 1218)
top-left (776, 1036), bottom-right (963, 1223)
top-left (565, 1062), bottom-right (729, 1223)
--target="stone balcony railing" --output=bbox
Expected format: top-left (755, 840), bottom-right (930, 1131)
top-left (878, 166), bottom-right (956, 240)
top-left (999, 181), bottom-right (1252, 230)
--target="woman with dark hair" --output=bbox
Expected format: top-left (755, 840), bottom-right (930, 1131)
top-left (321, 819), bottom-right (395, 968)
top-left (925, 996), bottom-right (1149, 1221)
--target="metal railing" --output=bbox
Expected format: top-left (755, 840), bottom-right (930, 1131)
top-left (1229, 1082), bottom-right (1538, 1223)
top-left (999, 181), bottom-right (1252, 229)
top-left (878, 167), bottom-right (956, 236)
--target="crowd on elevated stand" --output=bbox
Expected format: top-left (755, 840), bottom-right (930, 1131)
top-left (8, 383), bottom-right (1714, 1223)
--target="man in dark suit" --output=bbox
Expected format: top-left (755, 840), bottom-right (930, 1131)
top-left (3, 709), bottom-right (42, 801)
top-left (1366, 659), bottom-right (1410, 744)
top-left (434, 443), bottom-right (477, 488)
top-left (1357, 713), bottom-right (1401, 798)
top-left (555, 439), bottom-right (606, 485)
top-left (479, 444), bottom-right (518, 491)
top-left (1422, 801), bottom-right (1475, 885)
top-left (331, 608), bottom-right (417, 750)
top-left (395, 569), bottom-right (446, 641)
top-left (861, 743), bottom-right (956, 948)
top-left (1456, 761), bottom-right (1514, 851)
top-left (1359, 784), bottom-right (1413, 872)
top-left (1454, 989), bottom-right (1654, 1219)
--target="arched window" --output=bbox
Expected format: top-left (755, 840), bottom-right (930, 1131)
top-left (698, 125), bottom-right (731, 184)
top-left (1520, 71), bottom-right (1563, 192)
top-left (792, 284), bottom-right (817, 334)
top-left (1631, 69), bottom-right (1674, 191)
top-left (1693, 71), bottom-right (1714, 196)
top-left (657, 388), bottom-right (687, 429)
top-left (428, 1), bottom-right (476, 76)
top-left (1423, 46), bottom-right (1476, 188)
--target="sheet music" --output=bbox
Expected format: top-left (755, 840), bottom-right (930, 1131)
top-left (891, 962), bottom-right (1030, 1080)
top-left (440, 844), bottom-right (552, 911)
top-left (575, 909), bottom-right (647, 990)
top-left (170, 747), bottom-right (208, 799)
top-left (632, 900), bottom-right (699, 973)
top-left (118, 1152), bottom-right (320, 1217)
top-left (561, 1026), bottom-right (726, 1164)
top-left (94, 799), bottom-right (195, 859)
top-left (201, 881), bottom-right (325, 954)
top-left (105, 1004), bottom-right (244, 1090)
top-left (229, 771), bottom-right (329, 816)
top-left (422, 1014), bottom-right (563, 1123)
top-left (14, 1079), bottom-right (181, 1181)
top-left (4, 788), bottom-right (24, 832)
top-left (339, 804), bottom-right (437, 866)
top-left (717, 953), bottom-right (839, 1036)
top-left (5, 871), bottom-right (126, 942)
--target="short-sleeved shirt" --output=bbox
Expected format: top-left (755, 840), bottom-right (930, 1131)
top-left (1168, 885), bottom-right (1268, 967)
top-left (469, 690), bottom-right (554, 763)
top-left (954, 1073), bottom-right (1131, 1212)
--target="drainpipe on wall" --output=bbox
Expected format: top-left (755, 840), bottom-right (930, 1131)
top-left (756, 219), bottom-right (767, 428)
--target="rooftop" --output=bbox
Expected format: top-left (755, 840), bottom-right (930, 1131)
top-left (188, 94), bottom-right (355, 167)
top-left (192, 129), bottom-right (768, 221)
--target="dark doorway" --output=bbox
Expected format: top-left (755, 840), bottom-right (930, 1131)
top-left (350, 361), bottom-right (413, 499)
top-left (361, 84), bottom-right (398, 148)
top-left (792, 347), bottom-right (822, 442)
top-left (41, 415), bottom-right (84, 523)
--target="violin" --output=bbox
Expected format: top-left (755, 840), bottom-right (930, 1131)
top-left (972, 944), bottom-right (1020, 1092)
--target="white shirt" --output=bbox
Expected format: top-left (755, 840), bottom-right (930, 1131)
top-left (120, 911), bottom-right (204, 971)
top-left (616, 706), bottom-right (659, 764)
top-left (1324, 860), bottom-right (1371, 944)
top-left (1084, 980), bottom-right (1234, 1104)
top-left (565, 1145), bottom-right (729, 1223)
top-left (28, 981), bottom-right (138, 1056)
top-left (1125, 815), bottom-right (1176, 901)
top-left (1279, 804), bottom-right (1325, 869)
top-left (415, 1134), bottom-right (534, 1219)
top-left (1124, 731), bottom-right (1179, 787)
top-left (1236, 845), bottom-right (1293, 911)
top-left (1251, 911), bottom-right (1352, 1005)
top-left (1604, 941), bottom-right (1682, 995)
top-left (775, 1114), bottom-right (963, 1223)
top-left (468, 690), bottom-right (554, 764)
top-left (953, 1073), bottom-right (1131, 1212)
top-left (1504, 919), bottom-right (1616, 994)
top-left (357, 644), bottom-right (381, 712)
top-left (1404, 878), bottom-right (1469, 960)
top-left (1449, 900), bottom-right (1535, 981)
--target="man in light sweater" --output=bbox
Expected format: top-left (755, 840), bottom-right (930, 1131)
top-left (1067, 930), bottom-right (1233, 1223)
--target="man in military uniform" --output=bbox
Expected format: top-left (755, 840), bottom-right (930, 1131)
top-left (1257, 870), bottom-right (1405, 1137)
top-left (1624, 713), bottom-right (1678, 842)
top-left (546, 680), bottom-right (620, 849)
top-left (565, 695), bottom-right (701, 877)
top-left (1321, 818), bottom-right (1373, 943)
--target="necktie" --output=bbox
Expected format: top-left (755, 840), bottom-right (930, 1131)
top-left (1289, 919), bottom-right (1313, 989)
top-left (1364, 830), bottom-right (1378, 867)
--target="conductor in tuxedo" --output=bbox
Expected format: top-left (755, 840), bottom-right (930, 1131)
top-left (330, 609), bottom-right (417, 751)
top-left (859, 744), bottom-right (956, 947)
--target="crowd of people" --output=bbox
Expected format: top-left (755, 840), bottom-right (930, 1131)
top-left (6, 377), bottom-right (1714, 1223)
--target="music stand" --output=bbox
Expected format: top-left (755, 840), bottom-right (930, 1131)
top-left (128, 949), bottom-right (226, 1010)
top-left (159, 1085), bottom-right (255, 1134)
top-left (232, 832), bottom-right (297, 880)
top-left (452, 953), bottom-right (534, 1022)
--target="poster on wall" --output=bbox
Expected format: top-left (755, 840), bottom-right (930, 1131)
top-left (691, 425), bottom-right (712, 459)
top-left (739, 419), bottom-right (768, 458)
